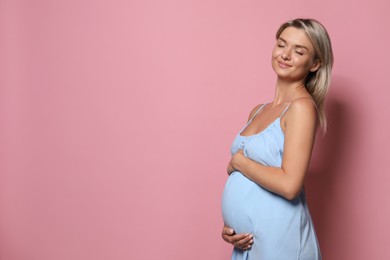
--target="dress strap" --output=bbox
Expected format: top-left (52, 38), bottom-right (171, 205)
top-left (247, 103), bottom-right (267, 125)
top-left (238, 103), bottom-right (267, 135)
top-left (280, 104), bottom-right (291, 117)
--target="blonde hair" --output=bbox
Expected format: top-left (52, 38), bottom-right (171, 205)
top-left (276, 18), bottom-right (334, 132)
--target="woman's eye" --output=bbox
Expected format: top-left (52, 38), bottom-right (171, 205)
top-left (295, 51), bottom-right (304, 55)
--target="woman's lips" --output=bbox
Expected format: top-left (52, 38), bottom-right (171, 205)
top-left (277, 61), bottom-right (292, 68)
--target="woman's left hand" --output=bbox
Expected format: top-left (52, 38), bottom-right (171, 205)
top-left (221, 224), bottom-right (254, 250)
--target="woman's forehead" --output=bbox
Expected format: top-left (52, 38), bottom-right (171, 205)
top-left (278, 27), bottom-right (313, 49)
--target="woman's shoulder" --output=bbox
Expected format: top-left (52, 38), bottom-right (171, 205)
top-left (283, 97), bottom-right (317, 124)
top-left (247, 103), bottom-right (265, 121)
top-left (288, 97), bottom-right (317, 114)
top-left (279, 97), bottom-right (318, 134)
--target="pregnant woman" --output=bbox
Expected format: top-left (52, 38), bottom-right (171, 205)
top-left (221, 18), bottom-right (333, 260)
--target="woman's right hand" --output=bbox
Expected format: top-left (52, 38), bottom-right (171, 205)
top-left (221, 224), bottom-right (254, 250)
top-left (227, 161), bottom-right (235, 175)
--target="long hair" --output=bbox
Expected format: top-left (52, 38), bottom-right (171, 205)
top-left (276, 18), bottom-right (334, 133)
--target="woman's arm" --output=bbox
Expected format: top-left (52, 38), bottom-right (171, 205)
top-left (229, 99), bottom-right (317, 200)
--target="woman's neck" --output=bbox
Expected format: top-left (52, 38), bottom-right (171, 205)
top-left (272, 78), bottom-right (308, 106)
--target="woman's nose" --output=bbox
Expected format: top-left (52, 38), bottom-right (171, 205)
top-left (281, 49), bottom-right (291, 60)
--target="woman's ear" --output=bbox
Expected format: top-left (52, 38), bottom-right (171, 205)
top-left (310, 59), bottom-right (321, 72)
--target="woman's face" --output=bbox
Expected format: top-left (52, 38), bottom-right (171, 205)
top-left (271, 27), bottom-right (320, 82)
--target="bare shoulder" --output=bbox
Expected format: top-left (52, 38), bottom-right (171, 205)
top-left (283, 98), bottom-right (317, 130)
top-left (288, 98), bottom-right (317, 119)
top-left (247, 103), bottom-right (264, 121)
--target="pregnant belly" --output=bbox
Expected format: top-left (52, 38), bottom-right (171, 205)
top-left (221, 171), bottom-right (286, 234)
top-left (221, 171), bottom-right (265, 234)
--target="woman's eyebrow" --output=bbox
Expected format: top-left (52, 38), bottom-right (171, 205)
top-left (278, 37), bottom-right (309, 50)
top-left (295, 44), bottom-right (309, 50)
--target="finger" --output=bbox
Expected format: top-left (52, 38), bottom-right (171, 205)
top-left (242, 243), bottom-right (253, 250)
top-left (222, 225), bottom-right (235, 235)
top-left (238, 240), bottom-right (253, 251)
top-left (234, 234), bottom-right (254, 249)
top-left (230, 233), bottom-right (250, 243)
top-left (221, 226), bottom-right (235, 243)
top-left (235, 240), bottom-right (253, 250)
top-left (227, 163), bottom-right (234, 175)
top-left (222, 231), bottom-right (236, 243)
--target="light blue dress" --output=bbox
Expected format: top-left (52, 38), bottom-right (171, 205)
top-left (221, 104), bottom-right (321, 260)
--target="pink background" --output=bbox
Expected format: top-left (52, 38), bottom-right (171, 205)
top-left (1, 0), bottom-right (389, 259)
